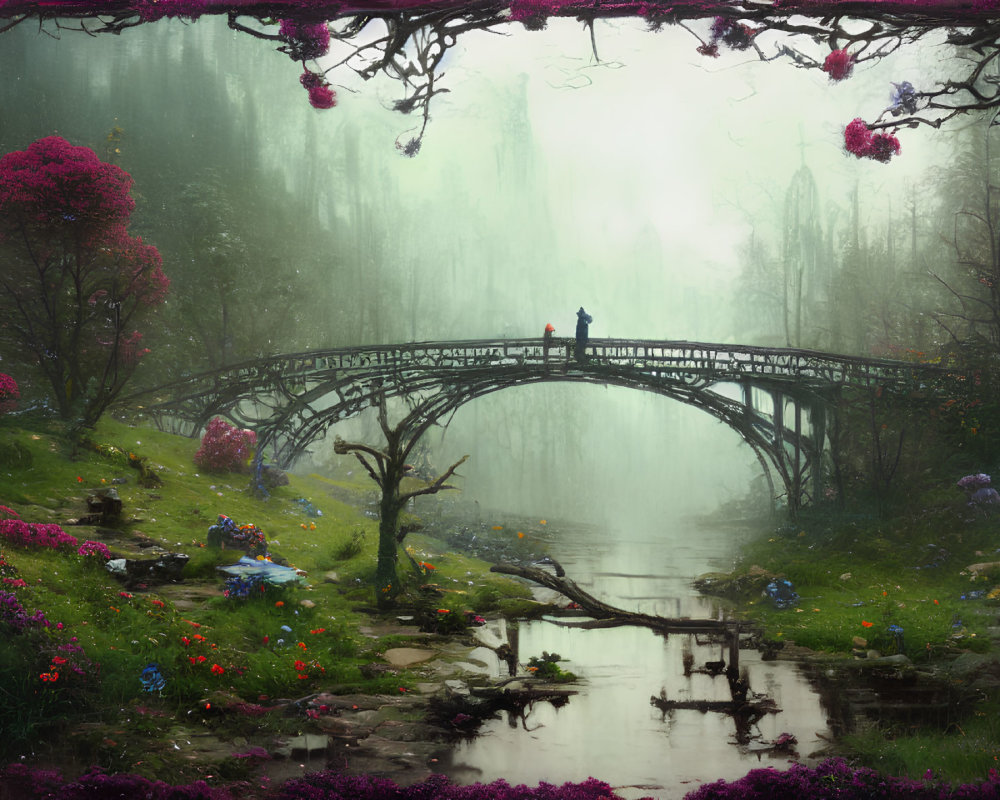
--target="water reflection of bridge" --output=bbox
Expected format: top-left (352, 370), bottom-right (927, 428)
top-left (125, 338), bottom-right (944, 510)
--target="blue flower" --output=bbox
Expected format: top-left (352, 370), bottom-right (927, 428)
top-left (140, 662), bottom-right (166, 692)
top-left (888, 81), bottom-right (918, 116)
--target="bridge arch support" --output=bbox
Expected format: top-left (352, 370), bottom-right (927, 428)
top-left (130, 338), bottom-right (931, 514)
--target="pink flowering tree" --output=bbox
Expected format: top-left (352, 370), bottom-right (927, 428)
top-left (0, 2), bottom-right (998, 157)
top-left (0, 136), bottom-right (169, 428)
top-left (193, 417), bottom-right (257, 472)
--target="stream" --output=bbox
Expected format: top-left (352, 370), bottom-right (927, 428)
top-left (433, 513), bottom-right (832, 799)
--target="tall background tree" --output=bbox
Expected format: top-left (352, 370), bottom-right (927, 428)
top-left (0, 135), bottom-right (168, 428)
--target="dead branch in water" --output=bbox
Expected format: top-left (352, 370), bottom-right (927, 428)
top-left (490, 562), bottom-right (747, 637)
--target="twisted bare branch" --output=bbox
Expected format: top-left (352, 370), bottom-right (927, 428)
top-left (7, 1), bottom-right (1000, 152)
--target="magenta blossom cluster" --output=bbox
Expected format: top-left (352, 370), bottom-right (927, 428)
top-left (194, 417), bottom-right (257, 473)
top-left (844, 117), bottom-right (901, 162)
top-left (0, 373), bottom-right (19, 414)
top-left (0, 518), bottom-right (78, 550)
top-left (823, 48), bottom-right (853, 81)
top-left (509, 0), bottom-right (567, 25)
top-left (0, 589), bottom-right (54, 633)
top-left (77, 540), bottom-right (111, 559)
top-left (0, 137), bottom-right (169, 300)
top-left (0, 136), bottom-right (134, 242)
top-left (300, 70), bottom-right (337, 110)
top-left (273, 772), bottom-right (641, 800)
top-left (685, 757), bottom-right (1000, 799)
top-left (279, 18), bottom-right (331, 60)
top-left (0, 764), bottom-right (235, 799)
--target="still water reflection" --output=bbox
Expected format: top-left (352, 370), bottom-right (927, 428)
top-left (439, 518), bottom-right (831, 799)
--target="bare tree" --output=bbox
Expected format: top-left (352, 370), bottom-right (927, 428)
top-left (334, 394), bottom-right (467, 607)
top-left (931, 122), bottom-right (1000, 348)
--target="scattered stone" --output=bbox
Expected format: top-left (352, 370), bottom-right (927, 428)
top-left (360, 662), bottom-right (395, 679)
top-left (274, 733), bottom-right (329, 759)
top-left (299, 599), bottom-right (316, 609)
top-left (323, 571), bottom-right (340, 584)
top-left (76, 487), bottom-right (123, 526)
top-left (259, 464), bottom-right (290, 489)
top-left (105, 553), bottom-right (189, 586)
top-left (964, 561), bottom-right (1000, 579)
top-left (382, 647), bottom-right (435, 668)
top-left (839, 572), bottom-right (852, 581)
top-left (853, 636), bottom-right (868, 648)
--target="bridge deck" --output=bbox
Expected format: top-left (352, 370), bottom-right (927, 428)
top-left (147, 338), bottom-right (946, 400)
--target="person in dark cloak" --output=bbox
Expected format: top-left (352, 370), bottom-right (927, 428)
top-left (575, 307), bottom-right (593, 361)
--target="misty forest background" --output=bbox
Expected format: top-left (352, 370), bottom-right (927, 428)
top-left (0, 18), bottom-right (995, 528)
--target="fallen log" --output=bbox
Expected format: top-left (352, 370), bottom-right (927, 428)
top-left (490, 561), bottom-right (749, 638)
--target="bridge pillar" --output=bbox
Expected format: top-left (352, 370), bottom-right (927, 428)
top-left (810, 400), bottom-right (827, 503)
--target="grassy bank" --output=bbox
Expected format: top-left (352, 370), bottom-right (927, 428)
top-left (700, 498), bottom-right (1000, 783)
top-left (0, 414), bottom-right (532, 784)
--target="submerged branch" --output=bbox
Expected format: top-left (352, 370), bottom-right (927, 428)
top-left (490, 562), bottom-right (744, 636)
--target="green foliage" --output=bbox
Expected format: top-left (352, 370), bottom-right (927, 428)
top-left (333, 527), bottom-right (366, 560)
top-left (526, 652), bottom-right (577, 682)
top-left (844, 706), bottom-right (1000, 782)
top-left (0, 417), bottom-right (528, 778)
top-left (728, 503), bottom-right (997, 660)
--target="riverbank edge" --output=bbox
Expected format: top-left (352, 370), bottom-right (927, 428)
top-left (690, 511), bottom-right (1000, 782)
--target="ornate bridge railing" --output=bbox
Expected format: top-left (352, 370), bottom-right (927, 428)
top-left (124, 338), bottom-right (947, 511)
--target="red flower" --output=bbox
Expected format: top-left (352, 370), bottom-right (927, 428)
top-left (293, 660), bottom-right (307, 671)
top-left (822, 48), bottom-right (853, 81)
top-left (861, 620), bottom-right (874, 628)
top-left (844, 118), bottom-right (901, 163)
top-left (210, 663), bottom-right (224, 675)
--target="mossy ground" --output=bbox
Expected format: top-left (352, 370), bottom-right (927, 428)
top-left (702, 499), bottom-right (1000, 783)
top-left (0, 414), bottom-right (532, 785)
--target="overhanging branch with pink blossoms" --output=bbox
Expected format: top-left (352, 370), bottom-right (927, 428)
top-left (3, 0), bottom-right (1000, 158)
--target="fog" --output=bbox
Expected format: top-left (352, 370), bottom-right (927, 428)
top-left (0, 13), bottom-right (962, 525)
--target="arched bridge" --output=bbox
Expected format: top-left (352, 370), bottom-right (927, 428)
top-left (126, 338), bottom-right (946, 511)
